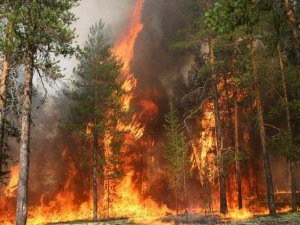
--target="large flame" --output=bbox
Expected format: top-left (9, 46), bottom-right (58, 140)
top-left (0, 1), bottom-right (171, 224)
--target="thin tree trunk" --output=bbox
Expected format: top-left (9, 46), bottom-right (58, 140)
top-left (282, 0), bottom-right (300, 79)
top-left (107, 178), bottom-right (110, 218)
top-left (250, 39), bottom-right (276, 216)
top-left (234, 100), bottom-right (243, 209)
top-left (204, 0), bottom-right (227, 214)
top-left (232, 50), bottom-right (243, 209)
top-left (93, 73), bottom-right (99, 220)
top-left (176, 188), bottom-right (179, 216)
top-left (208, 179), bottom-right (214, 217)
top-left (208, 39), bottom-right (228, 214)
top-left (183, 161), bottom-right (188, 220)
top-left (16, 52), bottom-right (34, 225)
top-left (0, 120), bottom-right (5, 168)
top-left (0, 57), bottom-right (10, 176)
top-left (183, 173), bottom-right (188, 219)
top-left (282, 0), bottom-right (300, 46)
top-left (277, 44), bottom-right (297, 211)
top-left (93, 131), bottom-right (98, 220)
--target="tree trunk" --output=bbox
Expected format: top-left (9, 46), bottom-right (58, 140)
top-left (176, 189), bottom-right (179, 216)
top-left (282, 0), bottom-right (300, 78)
top-left (208, 39), bottom-right (228, 214)
top-left (93, 131), bottom-right (98, 220)
top-left (93, 72), bottom-right (99, 220)
top-left (282, 0), bottom-right (300, 42)
top-left (290, 161), bottom-right (297, 211)
top-left (277, 44), bottom-right (297, 211)
top-left (107, 178), bottom-right (110, 218)
top-left (250, 39), bottom-right (276, 216)
top-left (16, 52), bottom-right (34, 225)
top-left (0, 57), bottom-right (10, 176)
top-left (0, 120), bottom-right (5, 169)
top-left (234, 100), bottom-right (243, 209)
top-left (183, 163), bottom-right (188, 220)
top-left (232, 50), bottom-right (243, 209)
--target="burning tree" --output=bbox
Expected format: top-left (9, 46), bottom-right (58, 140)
top-left (66, 20), bottom-right (126, 220)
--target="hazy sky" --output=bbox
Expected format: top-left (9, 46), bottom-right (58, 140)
top-left (48, 0), bottom-right (135, 93)
top-left (72, 0), bottom-right (135, 46)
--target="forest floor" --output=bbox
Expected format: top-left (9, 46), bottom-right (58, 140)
top-left (48, 212), bottom-right (300, 225)
top-left (158, 211), bottom-right (300, 225)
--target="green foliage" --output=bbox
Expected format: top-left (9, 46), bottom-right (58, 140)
top-left (66, 20), bottom-right (126, 181)
top-left (11, 0), bottom-right (79, 79)
top-left (205, 0), bottom-right (258, 34)
top-left (164, 102), bottom-right (190, 192)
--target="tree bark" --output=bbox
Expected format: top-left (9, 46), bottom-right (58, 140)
top-left (234, 100), bottom-right (243, 209)
top-left (250, 39), bottom-right (276, 216)
top-left (208, 39), bottom-right (228, 214)
top-left (0, 57), bottom-right (10, 176)
top-left (175, 188), bottom-right (179, 216)
top-left (277, 44), bottom-right (297, 211)
top-left (282, 0), bottom-right (300, 76)
top-left (0, 18), bottom-right (13, 174)
top-left (93, 131), bottom-right (98, 220)
top-left (93, 73), bottom-right (99, 220)
top-left (183, 157), bottom-right (188, 220)
top-left (232, 50), bottom-right (243, 209)
top-left (16, 52), bottom-right (34, 225)
top-left (282, 0), bottom-right (300, 42)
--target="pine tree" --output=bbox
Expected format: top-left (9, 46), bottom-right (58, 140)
top-left (206, 0), bottom-right (277, 215)
top-left (66, 20), bottom-right (126, 220)
top-left (12, 1), bottom-right (79, 224)
top-left (171, 0), bottom-right (229, 214)
top-left (164, 102), bottom-right (190, 216)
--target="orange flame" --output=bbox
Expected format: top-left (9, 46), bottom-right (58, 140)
top-left (4, 165), bottom-right (19, 198)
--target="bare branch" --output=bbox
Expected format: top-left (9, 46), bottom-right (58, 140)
top-left (183, 96), bottom-right (212, 133)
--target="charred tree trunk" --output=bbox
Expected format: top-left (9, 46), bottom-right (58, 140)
top-left (277, 45), bottom-right (297, 211)
top-left (250, 39), bottom-right (276, 216)
top-left (16, 52), bottom-right (34, 225)
top-left (208, 39), bottom-right (228, 214)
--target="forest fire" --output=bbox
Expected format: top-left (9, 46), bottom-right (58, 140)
top-left (1, 0), bottom-right (299, 225)
top-left (1, 0), bottom-right (171, 224)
